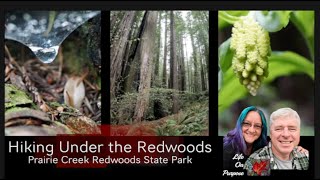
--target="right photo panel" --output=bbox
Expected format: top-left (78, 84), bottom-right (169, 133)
top-left (218, 11), bottom-right (314, 177)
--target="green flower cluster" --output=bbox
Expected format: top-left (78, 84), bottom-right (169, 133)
top-left (230, 16), bottom-right (271, 96)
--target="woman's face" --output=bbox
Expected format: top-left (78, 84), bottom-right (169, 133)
top-left (242, 111), bottom-right (263, 145)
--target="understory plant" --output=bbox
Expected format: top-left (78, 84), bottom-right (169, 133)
top-left (218, 11), bottom-right (314, 113)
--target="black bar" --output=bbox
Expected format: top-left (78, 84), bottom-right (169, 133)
top-left (314, 9), bottom-right (319, 180)
top-left (0, 1), bottom-right (317, 10)
top-left (209, 11), bottom-right (217, 138)
top-left (101, 11), bottom-right (110, 125)
top-left (0, 9), bottom-right (5, 180)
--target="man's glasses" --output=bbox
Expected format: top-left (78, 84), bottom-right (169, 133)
top-left (242, 122), bottom-right (262, 130)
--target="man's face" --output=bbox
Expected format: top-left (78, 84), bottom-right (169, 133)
top-left (270, 116), bottom-right (300, 158)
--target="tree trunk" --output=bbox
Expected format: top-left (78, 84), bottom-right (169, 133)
top-left (170, 11), bottom-right (179, 114)
top-left (190, 33), bottom-right (199, 93)
top-left (153, 12), bottom-right (162, 86)
top-left (176, 34), bottom-right (181, 91)
top-left (133, 11), bottom-right (158, 123)
top-left (123, 11), bottom-right (147, 93)
top-left (110, 11), bottom-right (136, 98)
top-left (179, 34), bottom-right (186, 91)
top-left (110, 11), bottom-right (125, 44)
top-left (184, 41), bottom-right (191, 92)
top-left (200, 56), bottom-right (206, 91)
top-left (198, 27), bottom-right (209, 79)
top-left (162, 12), bottom-right (168, 88)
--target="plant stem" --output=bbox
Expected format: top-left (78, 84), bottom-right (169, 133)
top-left (44, 11), bottom-right (56, 37)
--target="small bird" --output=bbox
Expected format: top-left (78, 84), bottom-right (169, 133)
top-left (63, 70), bottom-right (88, 110)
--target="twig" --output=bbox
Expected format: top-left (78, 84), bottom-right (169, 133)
top-left (43, 11), bottom-right (56, 37)
top-left (84, 97), bottom-right (95, 115)
top-left (84, 79), bottom-right (98, 91)
top-left (4, 44), bottom-right (13, 62)
top-left (5, 44), bottom-right (23, 73)
top-left (58, 111), bottom-right (82, 116)
top-left (58, 46), bottom-right (63, 81)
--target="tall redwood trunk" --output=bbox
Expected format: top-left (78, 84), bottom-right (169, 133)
top-left (133, 11), bottom-right (158, 122)
top-left (170, 11), bottom-right (179, 113)
top-left (110, 11), bottom-right (136, 98)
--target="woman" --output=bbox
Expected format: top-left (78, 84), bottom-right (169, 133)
top-left (223, 106), bottom-right (267, 169)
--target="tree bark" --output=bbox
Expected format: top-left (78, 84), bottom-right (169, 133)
top-left (179, 33), bottom-right (186, 91)
top-left (200, 56), bottom-right (206, 91)
top-left (110, 11), bottom-right (125, 44)
top-left (153, 12), bottom-right (162, 86)
top-left (110, 11), bottom-right (136, 98)
top-left (133, 11), bottom-right (158, 123)
top-left (123, 11), bottom-right (147, 93)
top-left (170, 11), bottom-right (179, 114)
top-left (162, 12), bottom-right (168, 88)
top-left (190, 33), bottom-right (199, 93)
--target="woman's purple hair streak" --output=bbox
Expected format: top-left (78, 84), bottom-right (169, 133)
top-left (223, 106), bottom-right (268, 155)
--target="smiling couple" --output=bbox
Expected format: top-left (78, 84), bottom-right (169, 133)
top-left (223, 106), bottom-right (309, 176)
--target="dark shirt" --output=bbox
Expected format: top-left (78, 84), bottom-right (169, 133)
top-left (223, 143), bottom-right (249, 170)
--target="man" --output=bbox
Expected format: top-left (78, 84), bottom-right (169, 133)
top-left (244, 108), bottom-right (309, 176)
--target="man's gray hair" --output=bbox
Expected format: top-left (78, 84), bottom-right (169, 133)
top-left (269, 107), bottom-right (301, 128)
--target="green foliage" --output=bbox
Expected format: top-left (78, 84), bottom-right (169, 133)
top-left (62, 28), bottom-right (93, 75)
top-left (218, 11), bottom-right (249, 30)
top-left (111, 92), bottom-right (137, 124)
top-left (266, 51), bottom-right (314, 81)
top-left (147, 88), bottom-right (173, 120)
top-left (155, 100), bottom-right (208, 136)
top-left (218, 38), bottom-right (233, 73)
top-left (218, 10), bottom-right (314, 113)
top-left (111, 88), bottom-right (208, 125)
top-left (290, 11), bottom-right (314, 59)
top-left (155, 119), bottom-right (182, 136)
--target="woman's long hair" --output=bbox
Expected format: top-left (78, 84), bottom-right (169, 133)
top-left (223, 106), bottom-right (268, 155)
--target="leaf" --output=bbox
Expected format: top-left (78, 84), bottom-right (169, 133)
top-left (218, 11), bottom-right (249, 30)
top-left (218, 11), bottom-right (240, 26)
top-left (218, 38), bottom-right (234, 73)
top-left (253, 160), bottom-right (269, 176)
top-left (290, 11), bottom-right (314, 59)
top-left (218, 51), bottom-right (314, 113)
top-left (266, 51), bottom-right (314, 81)
top-left (218, 68), bottom-right (247, 114)
top-left (254, 11), bottom-right (291, 32)
top-left (291, 11), bottom-right (314, 42)
top-left (167, 119), bottom-right (177, 125)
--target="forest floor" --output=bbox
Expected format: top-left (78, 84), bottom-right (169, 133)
top-left (111, 108), bottom-right (209, 136)
top-left (4, 46), bottom-right (101, 136)
top-left (111, 116), bottom-right (171, 136)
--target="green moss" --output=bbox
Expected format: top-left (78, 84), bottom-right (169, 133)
top-left (5, 84), bottom-right (33, 109)
top-left (5, 107), bottom-right (32, 114)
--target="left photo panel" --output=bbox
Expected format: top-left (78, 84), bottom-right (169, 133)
top-left (5, 11), bottom-right (102, 136)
